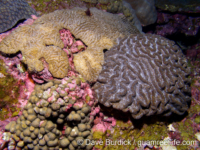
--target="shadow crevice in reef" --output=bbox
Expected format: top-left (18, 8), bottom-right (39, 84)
top-left (97, 103), bottom-right (188, 130)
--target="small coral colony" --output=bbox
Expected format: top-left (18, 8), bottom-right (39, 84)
top-left (0, 0), bottom-right (199, 149)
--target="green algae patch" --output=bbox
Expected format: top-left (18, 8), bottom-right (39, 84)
top-left (188, 99), bottom-right (200, 116)
top-left (0, 60), bottom-right (21, 120)
top-left (170, 97), bottom-right (199, 150)
top-left (85, 95), bottom-right (91, 102)
top-left (176, 120), bottom-right (195, 140)
top-left (93, 131), bottom-right (107, 149)
top-left (12, 109), bottom-right (21, 117)
top-left (173, 119), bottom-right (197, 150)
top-left (135, 123), bottom-right (168, 142)
top-left (93, 118), bottom-right (169, 149)
top-left (195, 116), bottom-right (200, 124)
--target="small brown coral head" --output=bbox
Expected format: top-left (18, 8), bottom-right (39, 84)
top-left (93, 34), bottom-right (191, 119)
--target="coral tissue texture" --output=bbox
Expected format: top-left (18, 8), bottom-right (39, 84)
top-left (0, 23), bottom-right (68, 78)
top-left (0, 7), bottom-right (139, 81)
top-left (93, 34), bottom-right (191, 119)
top-left (0, 0), bottom-right (37, 33)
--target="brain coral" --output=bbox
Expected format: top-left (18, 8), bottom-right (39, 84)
top-left (0, 0), bottom-right (37, 33)
top-left (93, 34), bottom-right (191, 119)
top-left (0, 7), bottom-right (139, 81)
top-left (0, 23), bottom-right (68, 78)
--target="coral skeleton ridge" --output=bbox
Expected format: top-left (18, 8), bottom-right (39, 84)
top-left (0, 7), bottom-right (139, 81)
top-left (94, 34), bottom-right (191, 119)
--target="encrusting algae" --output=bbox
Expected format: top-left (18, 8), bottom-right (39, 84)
top-left (0, 59), bottom-right (21, 120)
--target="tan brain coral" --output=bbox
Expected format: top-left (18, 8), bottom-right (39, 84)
top-left (73, 47), bottom-right (104, 82)
top-left (0, 24), bottom-right (67, 78)
top-left (0, 7), bottom-right (139, 81)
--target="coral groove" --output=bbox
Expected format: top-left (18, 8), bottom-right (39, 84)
top-left (0, 0), bottom-right (37, 33)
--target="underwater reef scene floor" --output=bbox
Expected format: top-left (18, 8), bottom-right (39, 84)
top-left (0, 0), bottom-right (200, 150)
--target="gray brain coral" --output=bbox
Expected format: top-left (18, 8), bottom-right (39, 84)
top-left (93, 34), bottom-right (191, 119)
top-left (0, 7), bottom-right (139, 81)
top-left (0, 0), bottom-right (37, 33)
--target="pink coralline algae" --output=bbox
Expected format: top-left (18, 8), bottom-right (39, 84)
top-left (59, 29), bottom-right (86, 52)
top-left (192, 79), bottom-right (200, 104)
top-left (186, 44), bottom-right (200, 60)
top-left (60, 28), bottom-right (86, 72)
top-left (92, 107), bottom-right (116, 133)
top-left (156, 11), bottom-right (200, 37)
top-left (56, 74), bottom-right (94, 104)
top-left (0, 53), bottom-right (35, 100)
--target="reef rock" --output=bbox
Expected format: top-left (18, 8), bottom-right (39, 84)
top-left (0, 0), bottom-right (37, 33)
top-left (124, 0), bottom-right (157, 26)
top-left (0, 7), bottom-right (139, 81)
top-left (83, 0), bottom-right (157, 27)
top-left (93, 34), bottom-right (191, 119)
top-left (155, 0), bottom-right (200, 13)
